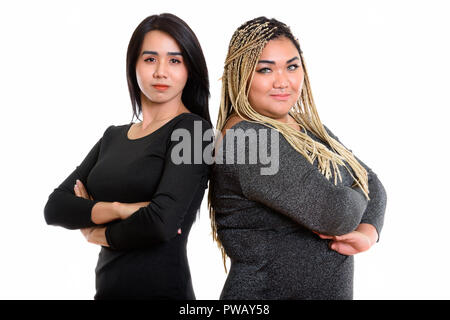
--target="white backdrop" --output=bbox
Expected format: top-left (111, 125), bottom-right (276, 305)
top-left (1, 0), bottom-right (449, 299)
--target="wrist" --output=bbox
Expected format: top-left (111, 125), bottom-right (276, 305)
top-left (356, 223), bottom-right (378, 246)
top-left (112, 201), bottom-right (124, 220)
top-left (88, 227), bottom-right (109, 247)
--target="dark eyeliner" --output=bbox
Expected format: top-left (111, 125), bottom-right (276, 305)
top-left (256, 67), bottom-right (271, 73)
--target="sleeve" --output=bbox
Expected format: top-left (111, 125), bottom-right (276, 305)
top-left (226, 123), bottom-right (368, 236)
top-left (323, 125), bottom-right (387, 241)
top-left (105, 118), bottom-right (213, 250)
top-left (43, 126), bottom-right (113, 229)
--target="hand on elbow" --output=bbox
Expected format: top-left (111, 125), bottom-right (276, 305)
top-left (313, 230), bottom-right (372, 256)
top-left (80, 227), bottom-right (109, 247)
top-left (114, 201), bottom-right (151, 220)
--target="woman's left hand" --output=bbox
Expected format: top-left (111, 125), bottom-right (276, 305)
top-left (80, 226), bottom-right (109, 247)
top-left (313, 230), bottom-right (372, 256)
top-left (74, 179), bottom-right (109, 247)
top-left (74, 179), bottom-right (93, 200)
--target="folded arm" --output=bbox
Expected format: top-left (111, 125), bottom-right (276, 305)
top-left (323, 125), bottom-right (387, 242)
top-left (222, 122), bottom-right (368, 236)
top-left (105, 118), bottom-right (212, 250)
top-left (44, 135), bottom-right (105, 230)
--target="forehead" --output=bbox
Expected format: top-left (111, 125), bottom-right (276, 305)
top-left (141, 30), bottom-right (181, 52)
top-left (259, 37), bottom-right (299, 60)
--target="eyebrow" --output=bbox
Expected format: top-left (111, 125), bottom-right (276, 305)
top-left (258, 56), bottom-right (300, 64)
top-left (142, 50), bottom-right (182, 56)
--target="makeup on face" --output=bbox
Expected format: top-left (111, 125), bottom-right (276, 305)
top-left (135, 30), bottom-right (188, 104)
top-left (257, 57), bottom-right (299, 96)
top-left (256, 57), bottom-right (300, 75)
top-left (152, 84), bottom-right (170, 91)
top-left (270, 93), bottom-right (291, 101)
top-left (142, 51), bottom-right (183, 91)
top-left (248, 37), bottom-right (304, 121)
top-left (141, 50), bottom-right (184, 92)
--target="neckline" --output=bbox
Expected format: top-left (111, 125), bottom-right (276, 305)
top-left (226, 117), bottom-right (306, 134)
top-left (125, 112), bottom-right (193, 141)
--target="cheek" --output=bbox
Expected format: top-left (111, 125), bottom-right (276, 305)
top-left (251, 75), bottom-right (271, 93)
top-left (135, 72), bottom-right (146, 93)
top-left (172, 66), bottom-right (188, 88)
top-left (135, 63), bottom-right (151, 88)
top-left (290, 74), bottom-right (303, 92)
top-left (293, 71), bottom-right (305, 92)
top-left (288, 73), bottom-right (304, 103)
top-left (249, 76), bottom-right (268, 105)
top-left (248, 86), bottom-right (261, 109)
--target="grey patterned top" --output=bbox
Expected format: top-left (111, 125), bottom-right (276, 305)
top-left (211, 120), bottom-right (387, 300)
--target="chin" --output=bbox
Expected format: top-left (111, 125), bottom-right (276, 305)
top-left (147, 95), bottom-right (174, 104)
top-left (263, 107), bottom-right (292, 120)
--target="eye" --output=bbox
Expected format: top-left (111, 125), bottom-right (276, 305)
top-left (144, 57), bottom-right (156, 62)
top-left (256, 67), bottom-right (272, 74)
top-left (288, 64), bottom-right (299, 71)
top-left (170, 58), bottom-right (181, 64)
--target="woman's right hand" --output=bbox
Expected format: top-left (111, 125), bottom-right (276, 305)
top-left (113, 202), bottom-right (182, 234)
top-left (113, 201), bottom-right (150, 220)
top-left (313, 229), bottom-right (372, 255)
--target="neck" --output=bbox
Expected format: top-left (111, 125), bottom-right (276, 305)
top-left (231, 110), bottom-right (294, 125)
top-left (139, 92), bottom-right (188, 128)
top-left (273, 113), bottom-right (291, 124)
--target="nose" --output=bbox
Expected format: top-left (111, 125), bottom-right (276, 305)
top-left (273, 71), bottom-right (288, 90)
top-left (153, 61), bottom-right (168, 79)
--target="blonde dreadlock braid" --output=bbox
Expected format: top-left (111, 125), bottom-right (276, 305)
top-left (209, 17), bottom-right (369, 273)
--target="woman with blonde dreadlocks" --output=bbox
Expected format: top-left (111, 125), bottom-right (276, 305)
top-left (208, 17), bottom-right (387, 300)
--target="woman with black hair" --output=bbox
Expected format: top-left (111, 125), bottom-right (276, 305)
top-left (44, 13), bottom-right (212, 300)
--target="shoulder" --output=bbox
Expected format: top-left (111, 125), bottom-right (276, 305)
top-left (222, 114), bottom-right (245, 134)
top-left (172, 112), bottom-right (212, 132)
top-left (221, 114), bottom-right (272, 136)
top-left (169, 113), bottom-right (213, 150)
top-left (217, 116), bottom-right (284, 158)
top-left (321, 124), bottom-right (341, 142)
top-left (102, 123), bottom-right (130, 137)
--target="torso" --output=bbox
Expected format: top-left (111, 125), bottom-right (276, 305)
top-left (91, 112), bottom-right (209, 300)
top-left (212, 120), bottom-right (356, 300)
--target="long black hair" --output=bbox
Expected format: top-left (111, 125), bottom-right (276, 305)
top-left (126, 13), bottom-right (211, 126)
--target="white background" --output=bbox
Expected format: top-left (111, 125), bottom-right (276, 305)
top-left (1, 0), bottom-right (449, 299)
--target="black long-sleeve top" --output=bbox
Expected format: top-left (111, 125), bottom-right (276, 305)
top-left (44, 113), bottom-right (212, 299)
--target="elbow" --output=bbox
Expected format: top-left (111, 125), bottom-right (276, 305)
top-left (317, 217), bottom-right (359, 237)
top-left (148, 216), bottom-right (181, 243)
top-left (318, 188), bottom-right (368, 235)
top-left (336, 188), bottom-right (368, 235)
top-left (43, 191), bottom-right (76, 229)
top-left (144, 204), bottom-right (183, 244)
top-left (153, 226), bottom-right (178, 243)
top-left (331, 213), bottom-right (362, 236)
top-left (43, 193), bottom-right (59, 226)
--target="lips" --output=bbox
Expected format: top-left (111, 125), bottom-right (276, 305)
top-left (153, 84), bottom-right (169, 91)
top-left (270, 93), bottom-right (291, 101)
